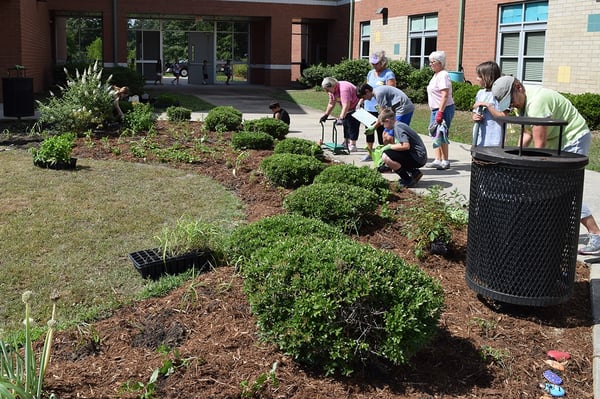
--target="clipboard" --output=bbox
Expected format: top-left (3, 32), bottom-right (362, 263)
top-left (351, 108), bottom-right (377, 127)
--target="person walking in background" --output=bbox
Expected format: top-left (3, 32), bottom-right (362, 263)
top-left (426, 51), bottom-right (455, 170)
top-left (377, 109), bottom-right (427, 188)
top-left (171, 61), bottom-right (181, 85)
top-left (319, 77), bottom-right (360, 152)
top-left (224, 60), bottom-right (232, 85)
top-left (269, 101), bottom-right (290, 125)
top-left (360, 51), bottom-right (397, 161)
top-left (471, 61), bottom-right (502, 146)
top-left (492, 75), bottom-right (600, 255)
top-left (154, 59), bottom-right (162, 85)
top-left (202, 60), bottom-right (209, 85)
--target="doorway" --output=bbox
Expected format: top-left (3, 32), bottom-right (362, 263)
top-left (188, 32), bottom-right (214, 85)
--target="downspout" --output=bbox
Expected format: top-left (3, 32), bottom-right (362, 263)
top-left (456, 0), bottom-right (465, 71)
top-left (113, 0), bottom-right (118, 66)
top-left (348, 0), bottom-right (354, 60)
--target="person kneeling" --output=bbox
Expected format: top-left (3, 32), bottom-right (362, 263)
top-left (378, 109), bottom-right (428, 188)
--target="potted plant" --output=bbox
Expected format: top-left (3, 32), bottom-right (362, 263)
top-left (128, 217), bottom-right (225, 280)
top-left (31, 133), bottom-right (77, 169)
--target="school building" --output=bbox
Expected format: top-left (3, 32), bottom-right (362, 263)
top-left (1, 0), bottom-right (599, 99)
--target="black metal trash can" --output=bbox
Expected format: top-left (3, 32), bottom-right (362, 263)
top-left (2, 67), bottom-right (34, 118)
top-left (466, 116), bottom-right (588, 307)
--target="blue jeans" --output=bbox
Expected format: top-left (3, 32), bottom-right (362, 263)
top-left (430, 104), bottom-right (456, 131)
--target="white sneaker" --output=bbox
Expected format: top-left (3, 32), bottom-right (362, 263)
top-left (348, 144), bottom-right (358, 152)
top-left (361, 154), bottom-right (372, 162)
top-left (437, 160), bottom-right (451, 170)
top-left (579, 234), bottom-right (600, 255)
top-left (425, 160), bottom-right (442, 168)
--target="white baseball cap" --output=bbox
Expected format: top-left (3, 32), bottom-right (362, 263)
top-left (492, 76), bottom-right (516, 111)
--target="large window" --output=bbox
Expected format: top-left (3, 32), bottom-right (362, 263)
top-left (360, 22), bottom-right (370, 59)
top-left (408, 14), bottom-right (437, 69)
top-left (497, 1), bottom-right (547, 83)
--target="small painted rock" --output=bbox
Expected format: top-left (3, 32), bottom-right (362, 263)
top-left (547, 350), bottom-right (571, 361)
top-left (539, 383), bottom-right (565, 397)
top-left (543, 370), bottom-right (563, 385)
top-left (544, 359), bottom-right (565, 371)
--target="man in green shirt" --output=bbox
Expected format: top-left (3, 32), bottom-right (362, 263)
top-left (492, 76), bottom-right (600, 255)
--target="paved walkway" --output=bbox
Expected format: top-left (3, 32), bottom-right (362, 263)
top-left (2, 80), bottom-right (600, 397)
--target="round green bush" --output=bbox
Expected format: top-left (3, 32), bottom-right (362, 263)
top-left (204, 105), bottom-right (242, 132)
top-left (231, 131), bottom-right (274, 150)
top-left (314, 163), bottom-right (389, 203)
top-left (241, 237), bottom-right (445, 376)
top-left (260, 153), bottom-right (325, 189)
top-left (332, 58), bottom-right (371, 86)
top-left (451, 81), bottom-right (480, 111)
top-left (225, 214), bottom-right (345, 262)
top-left (274, 137), bottom-right (323, 158)
top-left (299, 64), bottom-right (335, 88)
top-left (166, 106), bottom-right (192, 122)
top-left (283, 182), bottom-right (378, 233)
top-left (243, 117), bottom-right (289, 140)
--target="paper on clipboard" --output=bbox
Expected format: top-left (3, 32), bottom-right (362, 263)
top-left (351, 108), bottom-right (378, 127)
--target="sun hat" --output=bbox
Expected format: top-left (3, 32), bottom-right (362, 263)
top-left (492, 76), bottom-right (516, 111)
top-left (369, 54), bottom-right (380, 64)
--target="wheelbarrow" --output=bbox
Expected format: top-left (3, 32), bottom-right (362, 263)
top-left (319, 118), bottom-right (348, 155)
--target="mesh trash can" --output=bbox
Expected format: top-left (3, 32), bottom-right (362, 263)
top-left (466, 116), bottom-right (588, 306)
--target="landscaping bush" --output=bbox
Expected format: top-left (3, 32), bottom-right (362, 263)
top-left (154, 93), bottom-right (180, 109)
top-left (332, 58), bottom-right (371, 86)
top-left (283, 182), bottom-right (379, 233)
top-left (274, 137), bottom-right (323, 157)
top-left (204, 106), bottom-right (243, 132)
top-left (231, 131), bottom-right (274, 150)
top-left (243, 117), bottom-right (289, 140)
top-left (166, 106), bottom-right (192, 122)
top-left (123, 102), bottom-right (157, 134)
top-left (30, 132), bottom-right (76, 166)
top-left (260, 153), bottom-right (325, 189)
top-left (225, 214), bottom-right (346, 263)
top-left (452, 81), bottom-right (481, 111)
top-left (314, 163), bottom-right (390, 203)
top-left (404, 67), bottom-right (434, 104)
top-left (388, 60), bottom-right (416, 90)
top-left (241, 237), bottom-right (445, 376)
top-left (299, 64), bottom-right (335, 88)
top-left (563, 92), bottom-right (600, 130)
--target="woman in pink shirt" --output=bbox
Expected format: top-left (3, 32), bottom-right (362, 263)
top-left (319, 77), bottom-right (361, 152)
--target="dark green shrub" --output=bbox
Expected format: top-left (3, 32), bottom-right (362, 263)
top-left (243, 117), bottom-right (289, 140)
top-left (123, 102), bottom-right (156, 134)
top-left (388, 60), bottom-right (416, 90)
top-left (274, 137), bottom-right (323, 158)
top-left (299, 64), bottom-right (335, 88)
top-left (405, 67), bottom-right (434, 104)
top-left (332, 58), bottom-right (371, 86)
top-left (283, 182), bottom-right (378, 233)
top-left (231, 131), bottom-right (274, 150)
top-left (204, 106), bottom-right (243, 132)
top-left (166, 106), bottom-right (192, 122)
top-left (102, 66), bottom-right (145, 95)
top-left (154, 94), bottom-right (180, 109)
top-left (564, 92), bottom-right (600, 130)
top-left (241, 237), bottom-right (445, 376)
top-left (226, 214), bottom-right (345, 262)
top-left (314, 163), bottom-right (389, 203)
top-left (452, 81), bottom-right (481, 111)
top-left (260, 153), bottom-right (325, 189)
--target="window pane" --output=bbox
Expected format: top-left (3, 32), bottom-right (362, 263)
top-left (500, 59), bottom-right (518, 77)
top-left (524, 58), bottom-right (543, 81)
top-left (361, 23), bottom-right (370, 36)
top-left (361, 41), bottom-right (370, 58)
top-left (409, 58), bottom-right (421, 69)
top-left (501, 4), bottom-right (523, 24)
top-left (410, 17), bottom-right (424, 31)
top-left (525, 1), bottom-right (548, 22)
top-left (424, 15), bottom-right (438, 30)
top-left (424, 36), bottom-right (437, 56)
top-left (501, 33), bottom-right (520, 56)
top-left (410, 38), bottom-right (422, 56)
top-left (525, 32), bottom-right (545, 56)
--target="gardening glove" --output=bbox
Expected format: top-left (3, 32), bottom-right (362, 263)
top-left (319, 114), bottom-right (329, 123)
top-left (382, 144), bottom-right (392, 152)
top-left (435, 110), bottom-right (444, 124)
top-left (335, 118), bottom-right (344, 126)
top-left (364, 125), bottom-right (376, 135)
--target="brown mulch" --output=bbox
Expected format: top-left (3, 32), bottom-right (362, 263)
top-left (1, 120), bottom-right (593, 398)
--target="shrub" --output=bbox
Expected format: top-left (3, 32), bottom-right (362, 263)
top-left (260, 153), bottom-right (325, 188)
top-left (231, 131), bottom-right (274, 150)
top-left (123, 102), bottom-right (157, 134)
top-left (452, 81), bottom-right (481, 111)
top-left (226, 214), bottom-right (345, 263)
top-left (102, 66), bottom-right (145, 95)
top-left (166, 106), bottom-right (192, 122)
top-left (241, 237), bottom-right (445, 376)
top-left (299, 64), bottom-right (335, 88)
top-left (283, 182), bottom-right (379, 233)
top-left (204, 106), bottom-right (243, 132)
top-left (154, 93), bottom-right (180, 109)
top-left (564, 92), bottom-right (600, 130)
top-left (30, 133), bottom-right (76, 166)
top-left (314, 163), bottom-right (389, 203)
top-left (388, 60), bottom-right (416, 90)
top-left (332, 58), bottom-right (371, 86)
top-left (404, 67), bottom-right (434, 104)
top-left (243, 117), bottom-right (289, 140)
top-left (37, 62), bottom-right (114, 133)
top-left (274, 137), bottom-right (323, 157)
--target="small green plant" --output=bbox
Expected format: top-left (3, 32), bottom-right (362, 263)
top-left (240, 362), bottom-right (279, 398)
top-left (30, 133), bottom-right (76, 166)
top-left (203, 106), bottom-right (242, 132)
top-left (260, 153), bottom-right (325, 188)
top-left (123, 102), bottom-right (157, 134)
top-left (480, 345), bottom-right (511, 368)
top-left (0, 290), bottom-right (59, 399)
top-left (231, 131), bottom-right (274, 150)
top-left (468, 317), bottom-right (498, 338)
top-left (314, 163), bottom-right (390, 203)
top-left (243, 117), bottom-right (289, 140)
top-left (166, 106), bottom-right (192, 122)
top-left (273, 137), bottom-right (323, 157)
